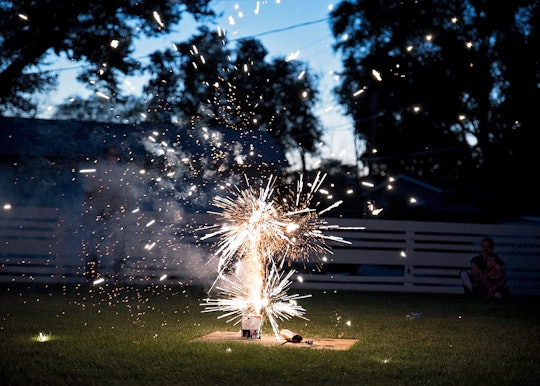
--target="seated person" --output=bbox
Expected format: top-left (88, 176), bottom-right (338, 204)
top-left (480, 254), bottom-right (507, 299)
top-left (460, 237), bottom-right (508, 299)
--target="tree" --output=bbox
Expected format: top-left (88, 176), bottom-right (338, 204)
top-left (145, 26), bottom-right (235, 126)
top-left (0, 0), bottom-right (214, 116)
top-left (143, 27), bottom-right (324, 172)
top-left (330, 0), bottom-right (540, 216)
top-left (231, 39), bottom-right (323, 172)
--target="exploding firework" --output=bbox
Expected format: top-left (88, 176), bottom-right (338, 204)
top-left (200, 172), bottom-right (351, 338)
top-left (201, 261), bottom-right (311, 338)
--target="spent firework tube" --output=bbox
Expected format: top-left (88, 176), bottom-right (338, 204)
top-left (279, 329), bottom-right (303, 343)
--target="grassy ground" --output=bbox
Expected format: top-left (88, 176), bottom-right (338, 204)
top-left (0, 283), bottom-right (539, 386)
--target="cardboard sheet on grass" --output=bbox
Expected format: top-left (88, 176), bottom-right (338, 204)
top-left (194, 331), bottom-right (358, 351)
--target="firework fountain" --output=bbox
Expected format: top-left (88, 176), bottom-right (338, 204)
top-left (199, 172), bottom-right (351, 339)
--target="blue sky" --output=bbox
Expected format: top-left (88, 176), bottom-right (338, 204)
top-left (40, 0), bottom-right (357, 168)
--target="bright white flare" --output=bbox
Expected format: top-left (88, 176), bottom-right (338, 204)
top-left (200, 174), bottom-right (352, 337)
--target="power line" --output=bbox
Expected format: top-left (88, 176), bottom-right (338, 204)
top-left (31, 17), bottom-right (331, 76)
top-left (230, 17), bottom-right (328, 40)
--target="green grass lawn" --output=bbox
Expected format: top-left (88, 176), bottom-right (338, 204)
top-left (1, 283), bottom-right (539, 386)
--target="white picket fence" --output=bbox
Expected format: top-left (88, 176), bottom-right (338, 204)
top-left (293, 217), bottom-right (540, 295)
top-left (1, 206), bottom-right (539, 295)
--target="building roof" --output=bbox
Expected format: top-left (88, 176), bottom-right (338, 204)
top-left (0, 117), bottom-right (288, 208)
top-left (0, 117), bottom-right (288, 168)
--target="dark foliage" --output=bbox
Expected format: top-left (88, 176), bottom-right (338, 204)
top-left (330, 0), bottom-right (540, 217)
top-left (0, 0), bottom-right (214, 116)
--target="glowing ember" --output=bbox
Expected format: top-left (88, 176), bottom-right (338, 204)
top-left (35, 332), bottom-right (51, 342)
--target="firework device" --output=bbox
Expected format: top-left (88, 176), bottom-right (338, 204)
top-left (241, 314), bottom-right (262, 339)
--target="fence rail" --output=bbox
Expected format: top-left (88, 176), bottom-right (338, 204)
top-left (1, 206), bottom-right (539, 295)
top-left (292, 218), bottom-right (540, 295)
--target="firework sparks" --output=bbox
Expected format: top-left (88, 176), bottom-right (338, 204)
top-left (201, 260), bottom-right (311, 338)
top-left (200, 173), bottom-right (353, 337)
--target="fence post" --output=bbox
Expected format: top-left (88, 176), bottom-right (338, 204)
top-left (403, 226), bottom-right (415, 287)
